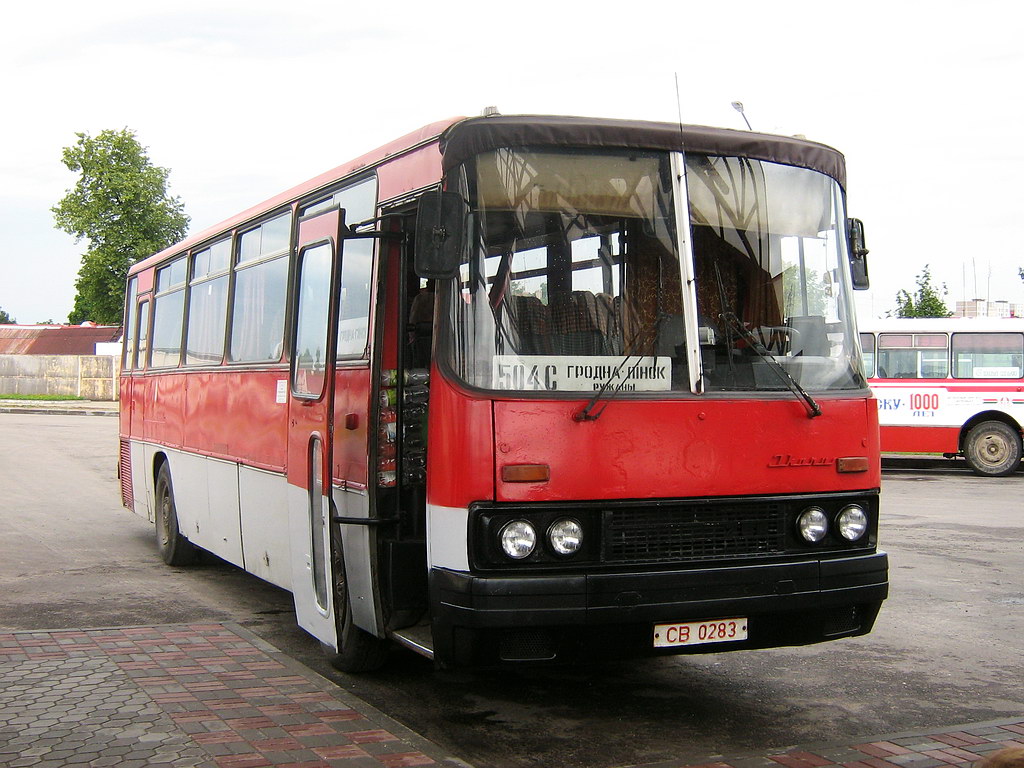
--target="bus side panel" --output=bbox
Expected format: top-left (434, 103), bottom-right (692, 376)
top-left (141, 373), bottom-right (185, 448)
top-left (239, 465), bottom-right (291, 589)
top-left (182, 370), bottom-right (233, 458)
top-left (119, 373), bottom-right (133, 439)
top-left (492, 397), bottom-right (879, 503)
top-left (879, 425), bottom-right (959, 454)
top-left (425, 370), bottom-right (495, 571)
top-left (129, 440), bottom-right (152, 521)
top-left (169, 451), bottom-right (244, 568)
top-left (221, 370), bottom-right (289, 472)
top-left (332, 366), bottom-right (370, 489)
top-left (426, 372), bottom-right (495, 509)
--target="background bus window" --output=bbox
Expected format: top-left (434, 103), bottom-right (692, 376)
top-left (150, 257), bottom-right (187, 368)
top-left (230, 212), bottom-right (292, 363)
top-left (859, 332), bottom-right (875, 377)
top-left (877, 333), bottom-right (948, 379)
top-left (186, 239), bottom-right (230, 366)
top-left (952, 332), bottom-right (1024, 379)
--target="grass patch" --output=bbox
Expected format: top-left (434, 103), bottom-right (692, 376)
top-left (0, 394), bottom-right (85, 401)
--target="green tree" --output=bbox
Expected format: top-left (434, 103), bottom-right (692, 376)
top-left (53, 129), bottom-right (189, 324)
top-left (0, 307), bottom-right (15, 324)
top-left (892, 265), bottom-right (952, 318)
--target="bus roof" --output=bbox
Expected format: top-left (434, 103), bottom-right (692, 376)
top-left (441, 114), bottom-right (847, 188)
top-left (129, 117), bottom-right (463, 277)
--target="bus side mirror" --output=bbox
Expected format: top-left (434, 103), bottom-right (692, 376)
top-left (415, 191), bottom-right (466, 279)
top-left (848, 218), bottom-right (870, 290)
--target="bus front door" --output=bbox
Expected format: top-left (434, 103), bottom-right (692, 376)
top-left (286, 208), bottom-right (344, 648)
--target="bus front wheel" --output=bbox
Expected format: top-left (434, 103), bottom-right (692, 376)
top-left (964, 420), bottom-right (1022, 477)
top-left (155, 463), bottom-right (198, 566)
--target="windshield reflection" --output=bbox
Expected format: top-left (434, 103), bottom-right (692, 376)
top-left (439, 148), bottom-right (865, 395)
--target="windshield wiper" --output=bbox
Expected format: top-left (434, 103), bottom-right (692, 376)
top-left (574, 312), bottom-right (670, 422)
top-left (718, 311), bottom-right (822, 419)
top-left (574, 353), bottom-right (656, 422)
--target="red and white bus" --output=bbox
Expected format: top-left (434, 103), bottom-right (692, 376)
top-left (119, 114), bottom-right (888, 670)
top-left (861, 317), bottom-right (1024, 476)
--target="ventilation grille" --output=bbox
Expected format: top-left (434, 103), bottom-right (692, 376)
top-left (119, 439), bottom-right (133, 510)
top-left (499, 629), bottom-right (557, 662)
top-left (604, 502), bottom-right (787, 564)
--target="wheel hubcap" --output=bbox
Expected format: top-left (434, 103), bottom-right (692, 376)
top-left (980, 434), bottom-right (1008, 464)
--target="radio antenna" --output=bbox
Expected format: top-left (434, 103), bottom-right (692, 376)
top-left (674, 73), bottom-right (685, 143)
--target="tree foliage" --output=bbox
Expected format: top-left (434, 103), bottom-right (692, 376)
top-left (893, 265), bottom-right (952, 318)
top-left (0, 307), bottom-right (15, 324)
top-left (53, 129), bottom-right (189, 324)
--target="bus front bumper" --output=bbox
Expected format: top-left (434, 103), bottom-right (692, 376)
top-left (428, 552), bottom-right (888, 667)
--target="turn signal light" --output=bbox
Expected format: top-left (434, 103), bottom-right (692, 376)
top-left (501, 464), bottom-right (550, 483)
top-left (837, 456), bottom-right (870, 473)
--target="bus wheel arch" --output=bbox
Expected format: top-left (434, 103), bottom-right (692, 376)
top-left (960, 413), bottom-right (1023, 477)
top-left (320, 530), bottom-right (389, 673)
top-left (154, 458), bottom-right (199, 565)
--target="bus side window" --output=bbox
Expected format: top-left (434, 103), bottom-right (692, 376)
top-left (952, 332), bottom-right (1024, 379)
top-left (230, 212), bottom-right (291, 364)
top-left (335, 179), bottom-right (377, 359)
top-left (136, 301), bottom-right (150, 370)
top-left (151, 257), bottom-right (187, 368)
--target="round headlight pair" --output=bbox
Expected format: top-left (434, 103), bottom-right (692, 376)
top-left (499, 518), bottom-right (583, 559)
top-left (796, 505), bottom-right (868, 543)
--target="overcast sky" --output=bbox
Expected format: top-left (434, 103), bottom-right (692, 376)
top-left (1, 0), bottom-right (1020, 324)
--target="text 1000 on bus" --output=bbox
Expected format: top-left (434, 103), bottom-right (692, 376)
top-left (118, 114), bottom-right (887, 670)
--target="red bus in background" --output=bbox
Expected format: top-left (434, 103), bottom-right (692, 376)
top-left (119, 114), bottom-right (887, 670)
top-left (862, 317), bottom-right (1024, 476)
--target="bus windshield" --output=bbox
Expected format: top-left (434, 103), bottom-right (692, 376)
top-left (441, 148), bottom-right (865, 395)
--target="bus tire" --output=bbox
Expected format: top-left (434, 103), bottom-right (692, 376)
top-left (155, 463), bottom-right (198, 566)
top-left (964, 420), bottom-right (1022, 477)
top-left (321, 541), bottom-right (389, 673)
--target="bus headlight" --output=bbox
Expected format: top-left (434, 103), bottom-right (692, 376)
top-left (499, 520), bottom-right (537, 559)
top-left (837, 505), bottom-right (869, 541)
top-left (548, 518), bottom-right (583, 556)
top-left (797, 507), bottom-right (828, 543)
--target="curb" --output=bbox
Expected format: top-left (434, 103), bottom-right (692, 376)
top-left (0, 400), bottom-right (118, 417)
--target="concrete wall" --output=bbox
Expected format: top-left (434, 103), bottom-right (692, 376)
top-left (0, 355), bottom-right (120, 401)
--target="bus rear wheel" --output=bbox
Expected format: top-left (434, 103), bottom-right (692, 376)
top-left (964, 420), bottom-right (1022, 477)
top-left (155, 463), bottom-right (198, 566)
top-left (321, 537), bottom-right (389, 673)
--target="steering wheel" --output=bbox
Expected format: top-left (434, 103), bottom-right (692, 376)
top-left (757, 325), bottom-right (800, 354)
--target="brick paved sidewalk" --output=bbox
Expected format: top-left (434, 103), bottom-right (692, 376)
top-left (653, 721), bottom-right (1024, 768)
top-left (0, 622), bottom-right (470, 768)
top-left (0, 621), bottom-right (1020, 768)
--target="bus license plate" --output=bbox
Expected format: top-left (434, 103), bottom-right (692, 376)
top-left (653, 618), bottom-right (748, 648)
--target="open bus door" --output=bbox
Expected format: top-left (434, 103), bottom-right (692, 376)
top-left (287, 208), bottom-right (345, 649)
top-left (287, 207), bottom-right (389, 671)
